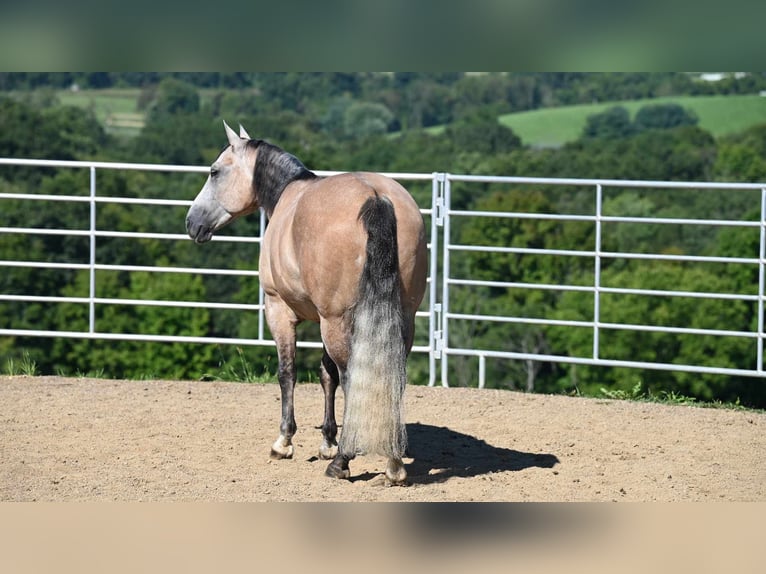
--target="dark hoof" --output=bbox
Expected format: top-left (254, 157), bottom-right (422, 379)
top-left (325, 457), bottom-right (351, 480)
top-left (325, 466), bottom-right (351, 480)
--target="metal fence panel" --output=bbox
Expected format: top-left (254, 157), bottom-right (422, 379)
top-left (440, 173), bottom-right (766, 387)
top-left (1, 158), bottom-right (765, 388)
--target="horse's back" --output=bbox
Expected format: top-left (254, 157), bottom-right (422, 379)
top-left (262, 172), bottom-right (426, 321)
top-left (298, 172), bottom-right (420, 222)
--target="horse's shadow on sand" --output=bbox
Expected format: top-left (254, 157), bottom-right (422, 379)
top-left (405, 422), bottom-right (559, 485)
top-left (350, 422), bottom-right (559, 485)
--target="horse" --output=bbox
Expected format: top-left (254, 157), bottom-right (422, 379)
top-left (186, 122), bottom-right (428, 485)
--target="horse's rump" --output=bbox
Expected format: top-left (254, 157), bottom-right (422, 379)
top-left (265, 173), bottom-right (423, 323)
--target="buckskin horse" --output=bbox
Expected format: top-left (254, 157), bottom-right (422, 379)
top-left (186, 122), bottom-right (427, 485)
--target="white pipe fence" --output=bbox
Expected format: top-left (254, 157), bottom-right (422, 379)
top-left (439, 174), bottom-right (766, 387)
top-left (1, 158), bottom-right (764, 388)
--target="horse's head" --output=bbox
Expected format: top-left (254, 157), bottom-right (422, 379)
top-left (186, 121), bottom-right (257, 244)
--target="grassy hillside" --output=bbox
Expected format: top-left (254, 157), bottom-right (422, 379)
top-left (55, 87), bottom-right (223, 137)
top-left (56, 88), bottom-right (144, 136)
top-left (498, 94), bottom-right (766, 147)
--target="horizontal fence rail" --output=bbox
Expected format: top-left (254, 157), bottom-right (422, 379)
top-left (1, 158), bottom-right (765, 388)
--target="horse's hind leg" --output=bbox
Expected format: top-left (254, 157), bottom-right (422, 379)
top-left (318, 350), bottom-right (339, 460)
top-left (318, 317), bottom-right (355, 479)
top-left (266, 296), bottom-right (299, 460)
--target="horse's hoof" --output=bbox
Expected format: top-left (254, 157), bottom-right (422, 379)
top-left (270, 437), bottom-right (294, 460)
top-left (385, 459), bottom-right (408, 486)
top-left (325, 458), bottom-right (351, 480)
top-left (270, 448), bottom-right (293, 460)
top-left (384, 475), bottom-right (410, 487)
top-left (318, 443), bottom-right (338, 460)
top-left (325, 466), bottom-right (351, 480)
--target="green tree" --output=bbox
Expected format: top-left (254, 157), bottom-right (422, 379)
top-left (551, 260), bottom-right (758, 405)
top-left (147, 77), bottom-right (200, 121)
top-left (343, 101), bottom-right (394, 139)
top-left (0, 96), bottom-right (106, 162)
top-left (624, 126), bottom-right (717, 182)
top-left (714, 124), bottom-right (766, 182)
top-left (582, 106), bottom-right (634, 140)
top-left (320, 96), bottom-right (353, 138)
top-left (131, 114), bottom-right (219, 165)
top-left (444, 111), bottom-right (522, 155)
top-left (52, 269), bottom-right (215, 378)
top-left (401, 79), bottom-right (456, 128)
top-left (633, 103), bottom-right (698, 132)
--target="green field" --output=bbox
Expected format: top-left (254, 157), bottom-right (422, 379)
top-left (54, 88), bottom-right (224, 137)
top-left (57, 88), bottom-right (144, 136)
top-left (498, 94), bottom-right (766, 147)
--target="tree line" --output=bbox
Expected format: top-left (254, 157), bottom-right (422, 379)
top-left (3, 72), bottom-right (766, 132)
top-left (1, 73), bottom-right (765, 407)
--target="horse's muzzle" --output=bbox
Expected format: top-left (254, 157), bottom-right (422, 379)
top-left (186, 214), bottom-right (213, 244)
top-left (186, 198), bottom-right (234, 244)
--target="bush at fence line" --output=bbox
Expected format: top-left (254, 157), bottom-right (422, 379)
top-left (51, 271), bottom-right (215, 380)
top-left (550, 261), bottom-right (755, 404)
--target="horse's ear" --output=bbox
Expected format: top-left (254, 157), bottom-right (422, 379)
top-left (223, 120), bottom-right (240, 148)
top-left (238, 124), bottom-right (251, 140)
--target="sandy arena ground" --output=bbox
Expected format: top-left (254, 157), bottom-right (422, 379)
top-left (1, 376), bottom-right (763, 501)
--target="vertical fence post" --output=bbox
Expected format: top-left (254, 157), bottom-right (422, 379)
top-left (428, 173), bottom-right (442, 387)
top-left (258, 209), bottom-right (266, 342)
top-left (758, 188), bottom-right (766, 372)
top-left (440, 175), bottom-right (452, 388)
top-left (89, 166), bottom-right (97, 334)
top-left (593, 183), bottom-right (603, 360)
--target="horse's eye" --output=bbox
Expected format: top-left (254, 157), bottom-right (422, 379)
top-left (210, 167), bottom-right (219, 178)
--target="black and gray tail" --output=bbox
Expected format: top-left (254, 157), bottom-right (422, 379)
top-left (339, 195), bottom-right (408, 459)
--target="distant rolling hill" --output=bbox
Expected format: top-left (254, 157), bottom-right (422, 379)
top-left (497, 94), bottom-right (766, 147)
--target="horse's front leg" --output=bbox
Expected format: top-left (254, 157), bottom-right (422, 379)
top-left (271, 349), bottom-right (297, 459)
top-left (265, 296), bottom-right (299, 460)
top-left (318, 349), bottom-right (339, 460)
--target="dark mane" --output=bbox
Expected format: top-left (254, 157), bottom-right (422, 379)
top-left (249, 139), bottom-right (316, 217)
